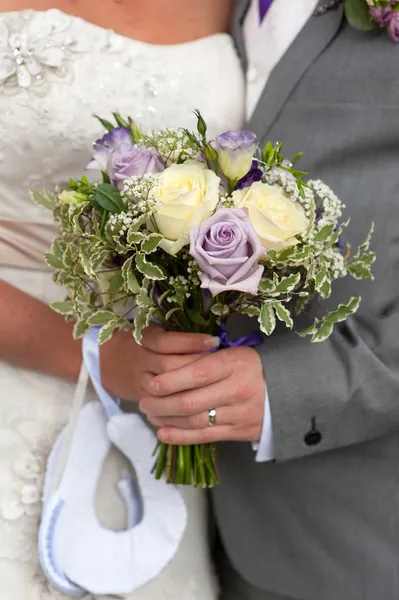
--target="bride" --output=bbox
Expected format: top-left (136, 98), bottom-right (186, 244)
top-left (0, 0), bottom-right (245, 598)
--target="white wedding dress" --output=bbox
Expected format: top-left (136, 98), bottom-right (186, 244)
top-left (0, 9), bottom-right (245, 600)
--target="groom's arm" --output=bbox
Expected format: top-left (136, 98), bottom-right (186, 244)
top-left (258, 306), bottom-right (399, 462)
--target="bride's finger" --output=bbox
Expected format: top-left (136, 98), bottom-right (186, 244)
top-left (141, 326), bottom-right (220, 355)
top-left (149, 352), bottom-right (230, 395)
top-left (151, 351), bottom-right (203, 376)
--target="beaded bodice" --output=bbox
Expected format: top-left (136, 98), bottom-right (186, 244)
top-left (0, 9), bottom-right (245, 300)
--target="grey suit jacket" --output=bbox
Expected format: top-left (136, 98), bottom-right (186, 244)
top-left (212, 2), bottom-right (399, 599)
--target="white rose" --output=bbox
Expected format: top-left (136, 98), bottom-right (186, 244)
top-left (150, 162), bottom-right (220, 255)
top-left (232, 182), bottom-right (308, 250)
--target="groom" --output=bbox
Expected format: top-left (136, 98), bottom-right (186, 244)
top-left (138, 1), bottom-right (399, 599)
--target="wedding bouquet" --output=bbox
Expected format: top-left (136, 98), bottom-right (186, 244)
top-left (33, 111), bottom-right (374, 488)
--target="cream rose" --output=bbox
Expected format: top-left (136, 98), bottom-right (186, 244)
top-left (232, 182), bottom-right (308, 250)
top-left (150, 162), bottom-right (220, 255)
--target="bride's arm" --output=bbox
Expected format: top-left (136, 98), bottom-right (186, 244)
top-left (0, 280), bottom-right (81, 380)
top-left (0, 281), bottom-right (208, 398)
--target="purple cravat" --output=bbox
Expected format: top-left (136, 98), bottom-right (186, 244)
top-left (258, 0), bottom-right (274, 23)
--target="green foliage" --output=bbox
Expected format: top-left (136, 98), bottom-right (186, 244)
top-left (37, 111), bottom-right (374, 350)
top-left (122, 257), bottom-right (141, 294)
top-left (95, 184), bottom-right (124, 213)
top-left (259, 304), bottom-right (276, 336)
top-left (136, 253), bottom-right (165, 280)
top-left (345, 0), bottom-right (377, 31)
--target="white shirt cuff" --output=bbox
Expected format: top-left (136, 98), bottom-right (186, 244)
top-left (251, 387), bottom-right (275, 462)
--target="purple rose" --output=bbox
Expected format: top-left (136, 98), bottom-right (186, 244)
top-left (87, 127), bottom-right (133, 171)
top-left (388, 11), bottom-right (399, 41)
top-left (189, 207), bottom-right (265, 296)
top-left (107, 146), bottom-right (164, 189)
top-left (215, 131), bottom-right (258, 181)
top-left (369, 6), bottom-right (392, 28)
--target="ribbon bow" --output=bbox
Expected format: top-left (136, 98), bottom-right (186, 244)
top-left (217, 320), bottom-right (263, 349)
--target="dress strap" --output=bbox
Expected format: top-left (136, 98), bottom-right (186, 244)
top-left (51, 327), bottom-right (122, 493)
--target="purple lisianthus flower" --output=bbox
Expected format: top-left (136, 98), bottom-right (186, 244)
top-left (215, 131), bottom-right (258, 181)
top-left (189, 207), bottom-right (265, 296)
top-left (108, 146), bottom-right (164, 189)
top-left (236, 160), bottom-right (263, 190)
top-left (369, 5), bottom-right (392, 28)
top-left (87, 127), bottom-right (133, 171)
top-left (388, 10), bottom-right (399, 41)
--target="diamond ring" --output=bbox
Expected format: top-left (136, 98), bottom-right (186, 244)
top-left (208, 408), bottom-right (217, 426)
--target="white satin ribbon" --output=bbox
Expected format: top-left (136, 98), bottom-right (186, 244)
top-left (38, 327), bottom-right (187, 597)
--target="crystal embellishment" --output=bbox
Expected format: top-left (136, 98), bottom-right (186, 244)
top-left (0, 10), bottom-right (89, 90)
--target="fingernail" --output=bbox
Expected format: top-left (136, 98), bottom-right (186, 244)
top-left (203, 336), bottom-right (220, 349)
top-left (150, 379), bottom-right (160, 394)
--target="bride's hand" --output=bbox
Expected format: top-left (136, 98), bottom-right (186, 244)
top-left (99, 326), bottom-right (219, 402)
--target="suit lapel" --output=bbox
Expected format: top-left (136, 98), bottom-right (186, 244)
top-left (248, 1), bottom-right (344, 137)
top-left (231, 0), bottom-right (251, 72)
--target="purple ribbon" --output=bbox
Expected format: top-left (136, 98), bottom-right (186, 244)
top-left (258, 0), bottom-right (274, 23)
top-left (217, 320), bottom-right (263, 350)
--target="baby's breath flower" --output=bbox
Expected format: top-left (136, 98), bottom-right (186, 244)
top-left (141, 128), bottom-right (199, 164)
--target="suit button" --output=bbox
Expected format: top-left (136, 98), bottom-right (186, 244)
top-left (304, 430), bottom-right (322, 446)
top-left (247, 66), bottom-right (258, 84)
top-left (304, 418), bottom-right (322, 446)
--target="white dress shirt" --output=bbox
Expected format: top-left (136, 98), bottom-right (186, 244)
top-left (243, 0), bottom-right (318, 461)
top-left (244, 0), bottom-right (319, 120)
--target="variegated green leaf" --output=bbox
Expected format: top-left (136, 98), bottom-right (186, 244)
top-left (127, 231), bottom-right (146, 244)
top-left (50, 301), bottom-right (75, 316)
top-left (45, 252), bottom-right (64, 270)
top-left (91, 248), bottom-right (108, 271)
top-left (352, 223), bottom-right (375, 261)
top-left (272, 302), bottom-right (293, 329)
top-left (88, 310), bottom-right (117, 326)
top-left (241, 305), bottom-right (261, 317)
top-left (314, 224), bottom-right (335, 244)
top-left (348, 262), bottom-right (374, 280)
top-left (297, 323), bottom-right (317, 337)
top-left (122, 256), bottom-right (141, 293)
top-left (134, 307), bottom-right (155, 343)
top-left (275, 246), bottom-right (297, 262)
top-left (70, 202), bottom-right (90, 233)
top-left (63, 246), bottom-right (74, 268)
top-left (98, 319), bottom-right (119, 344)
top-left (127, 214), bottom-right (147, 237)
top-left (211, 303), bottom-right (229, 317)
top-left (315, 263), bottom-right (327, 290)
top-left (136, 253), bottom-right (165, 280)
top-left (258, 304), bottom-right (276, 336)
top-left (274, 273), bottom-right (301, 294)
top-left (137, 289), bottom-right (154, 308)
top-left (142, 233), bottom-right (164, 254)
top-left (108, 270), bottom-right (124, 293)
top-left (312, 321), bottom-right (334, 343)
top-left (259, 278), bottom-right (276, 294)
top-left (320, 279), bottom-right (332, 298)
top-left (51, 238), bottom-right (65, 259)
top-left (325, 297), bottom-right (360, 324)
top-left (30, 189), bottom-right (56, 210)
top-left (73, 312), bottom-right (93, 339)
